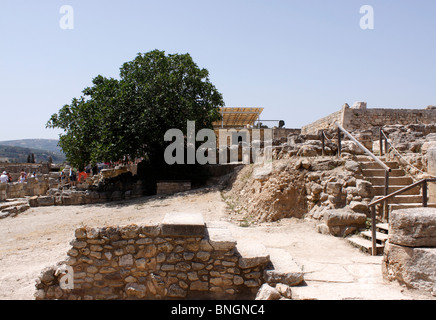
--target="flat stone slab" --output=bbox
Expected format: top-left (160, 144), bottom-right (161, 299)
top-left (161, 212), bottom-right (205, 237)
top-left (263, 248), bottom-right (304, 286)
top-left (236, 239), bottom-right (270, 269)
top-left (207, 226), bottom-right (237, 251)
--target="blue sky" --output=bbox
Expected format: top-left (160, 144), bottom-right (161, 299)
top-left (0, 0), bottom-right (435, 140)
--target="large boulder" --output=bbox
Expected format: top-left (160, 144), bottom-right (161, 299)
top-left (356, 179), bottom-right (373, 198)
top-left (344, 160), bottom-right (361, 174)
top-left (255, 284), bottom-right (281, 300)
top-left (323, 208), bottom-right (367, 237)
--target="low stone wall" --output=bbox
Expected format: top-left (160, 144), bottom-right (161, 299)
top-left (382, 208), bottom-right (436, 296)
top-left (0, 177), bottom-right (49, 200)
top-left (35, 213), bottom-right (285, 300)
top-left (0, 162), bottom-right (50, 177)
top-left (29, 181), bottom-right (144, 207)
top-left (156, 181), bottom-right (191, 195)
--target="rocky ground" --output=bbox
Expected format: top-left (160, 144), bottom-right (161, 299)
top-left (0, 186), bottom-right (433, 300)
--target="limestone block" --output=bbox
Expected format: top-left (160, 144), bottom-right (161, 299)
top-left (263, 248), bottom-right (304, 286)
top-left (206, 225), bottom-right (236, 251)
top-left (344, 160), bottom-right (361, 174)
top-left (382, 242), bottom-right (436, 293)
top-left (351, 101), bottom-right (367, 110)
top-left (356, 179), bottom-right (373, 198)
top-left (37, 196), bottom-right (55, 207)
top-left (349, 201), bottom-right (369, 214)
top-left (323, 208), bottom-right (367, 237)
top-left (389, 208), bottom-right (436, 247)
top-left (428, 145), bottom-right (436, 203)
top-left (255, 283), bottom-right (281, 300)
top-left (236, 240), bottom-right (270, 269)
top-left (161, 212), bottom-right (205, 237)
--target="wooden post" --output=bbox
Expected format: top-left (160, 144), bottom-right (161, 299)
top-left (337, 127), bottom-right (341, 157)
top-left (423, 180), bottom-right (428, 207)
top-left (384, 170), bottom-right (390, 222)
top-left (371, 206), bottom-right (377, 256)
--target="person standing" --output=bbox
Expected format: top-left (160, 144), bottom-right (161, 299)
top-left (0, 171), bottom-right (8, 183)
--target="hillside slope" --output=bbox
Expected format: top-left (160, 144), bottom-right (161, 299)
top-left (0, 141), bottom-right (65, 163)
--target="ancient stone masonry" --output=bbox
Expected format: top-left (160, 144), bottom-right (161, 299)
top-left (0, 162), bottom-right (50, 181)
top-left (380, 124), bottom-right (436, 179)
top-left (35, 213), bottom-right (304, 300)
top-left (301, 103), bottom-right (436, 135)
top-left (382, 208), bottom-right (436, 296)
top-left (156, 181), bottom-right (191, 195)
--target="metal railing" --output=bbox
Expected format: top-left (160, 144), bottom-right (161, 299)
top-left (367, 178), bottom-right (436, 256)
top-left (380, 128), bottom-right (436, 179)
top-left (324, 124), bottom-right (435, 256)
top-left (334, 123), bottom-right (392, 217)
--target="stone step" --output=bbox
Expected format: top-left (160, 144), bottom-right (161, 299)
top-left (236, 239), bottom-right (270, 269)
top-left (361, 230), bottom-right (389, 243)
top-left (376, 223), bottom-right (389, 233)
top-left (360, 161), bottom-right (399, 170)
top-left (0, 200), bottom-right (28, 210)
top-left (373, 195), bottom-right (425, 204)
top-left (367, 176), bottom-right (413, 186)
top-left (263, 248), bottom-right (304, 287)
top-left (388, 203), bottom-right (436, 211)
top-left (362, 169), bottom-right (405, 177)
top-left (346, 236), bottom-right (384, 255)
top-left (355, 155), bottom-right (388, 162)
top-left (372, 185), bottom-right (421, 196)
top-left (205, 221), bottom-right (237, 251)
top-left (161, 212), bottom-right (205, 237)
top-left (354, 155), bottom-right (376, 162)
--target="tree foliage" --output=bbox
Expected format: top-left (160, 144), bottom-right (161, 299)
top-left (47, 50), bottom-right (224, 169)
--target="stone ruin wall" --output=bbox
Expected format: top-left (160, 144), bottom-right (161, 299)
top-left (156, 181), bottom-right (191, 195)
top-left (35, 213), bottom-right (277, 300)
top-left (0, 177), bottom-right (50, 202)
top-left (301, 104), bottom-right (436, 135)
top-left (300, 109), bottom-right (344, 136)
top-left (0, 162), bottom-right (50, 180)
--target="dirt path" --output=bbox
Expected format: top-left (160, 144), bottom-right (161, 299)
top-left (0, 187), bottom-right (432, 300)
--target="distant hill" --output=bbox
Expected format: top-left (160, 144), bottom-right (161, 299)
top-left (0, 139), bottom-right (66, 164)
top-left (0, 139), bottom-right (63, 154)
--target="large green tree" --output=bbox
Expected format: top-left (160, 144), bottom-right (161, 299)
top-left (47, 50), bottom-right (224, 170)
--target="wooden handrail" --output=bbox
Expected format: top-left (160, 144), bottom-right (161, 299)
top-left (367, 178), bottom-right (436, 256)
top-left (368, 179), bottom-right (436, 207)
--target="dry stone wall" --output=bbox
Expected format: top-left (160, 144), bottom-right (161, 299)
top-left (35, 213), bottom-right (273, 300)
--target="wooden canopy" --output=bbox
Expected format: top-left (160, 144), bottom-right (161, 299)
top-left (213, 107), bottom-right (264, 129)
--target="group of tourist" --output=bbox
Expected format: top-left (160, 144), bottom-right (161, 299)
top-left (0, 169), bottom-right (37, 184)
top-left (59, 167), bottom-right (89, 187)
